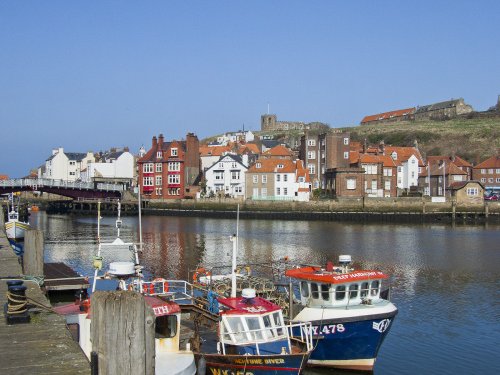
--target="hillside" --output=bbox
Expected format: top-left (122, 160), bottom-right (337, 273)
top-left (342, 116), bottom-right (500, 164)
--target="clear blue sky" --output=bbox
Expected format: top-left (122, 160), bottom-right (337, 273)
top-left (1, 1), bottom-right (499, 177)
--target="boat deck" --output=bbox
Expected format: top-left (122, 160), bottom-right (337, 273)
top-left (0, 230), bottom-right (90, 374)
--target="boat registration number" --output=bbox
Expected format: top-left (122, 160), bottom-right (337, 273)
top-left (306, 324), bottom-right (345, 336)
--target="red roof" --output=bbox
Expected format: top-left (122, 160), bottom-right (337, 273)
top-left (361, 107), bottom-right (415, 124)
top-left (474, 155), bottom-right (500, 169)
top-left (262, 144), bottom-right (293, 157)
top-left (385, 146), bottom-right (425, 167)
top-left (218, 296), bottom-right (281, 315)
top-left (427, 155), bottom-right (472, 168)
top-left (285, 266), bottom-right (388, 284)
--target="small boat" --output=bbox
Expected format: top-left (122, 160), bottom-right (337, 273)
top-left (55, 200), bottom-right (196, 375)
top-left (194, 288), bottom-right (313, 375)
top-left (286, 255), bottom-right (398, 371)
top-left (4, 193), bottom-right (30, 240)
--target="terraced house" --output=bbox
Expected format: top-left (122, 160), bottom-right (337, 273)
top-left (245, 159), bottom-right (310, 201)
top-left (472, 154), bottom-right (500, 191)
top-left (138, 133), bottom-right (200, 199)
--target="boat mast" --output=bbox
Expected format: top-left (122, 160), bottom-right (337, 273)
top-left (230, 204), bottom-right (240, 298)
top-left (92, 201), bottom-right (102, 293)
top-left (138, 186), bottom-right (143, 252)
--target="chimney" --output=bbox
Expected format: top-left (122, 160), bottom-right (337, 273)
top-left (379, 140), bottom-right (385, 155)
top-left (451, 151), bottom-right (456, 162)
top-left (152, 136), bottom-right (157, 148)
top-left (158, 134), bottom-right (164, 148)
top-left (363, 138), bottom-right (367, 154)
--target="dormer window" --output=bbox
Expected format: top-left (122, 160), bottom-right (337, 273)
top-left (256, 163), bottom-right (261, 168)
top-left (171, 148), bottom-right (178, 157)
top-left (157, 151), bottom-right (162, 159)
top-left (391, 152), bottom-right (397, 160)
top-left (277, 164), bottom-right (284, 169)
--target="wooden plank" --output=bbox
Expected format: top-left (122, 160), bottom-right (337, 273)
top-left (24, 229), bottom-right (44, 276)
top-left (43, 262), bottom-right (89, 291)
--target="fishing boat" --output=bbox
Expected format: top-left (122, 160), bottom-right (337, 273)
top-left (55, 201), bottom-right (196, 375)
top-left (286, 255), bottom-right (398, 371)
top-left (4, 193), bottom-right (30, 240)
top-left (194, 288), bottom-right (313, 375)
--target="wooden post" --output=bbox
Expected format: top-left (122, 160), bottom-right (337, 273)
top-left (0, 204), bottom-right (4, 227)
top-left (91, 291), bottom-right (155, 375)
top-left (23, 229), bottom-right (44, 276)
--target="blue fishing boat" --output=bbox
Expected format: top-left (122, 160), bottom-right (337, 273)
top-left (286, 255), bottom-right (397, 371)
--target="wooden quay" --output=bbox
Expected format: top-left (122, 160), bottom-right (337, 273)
top-left (0, 215), bottom-right (90, 374)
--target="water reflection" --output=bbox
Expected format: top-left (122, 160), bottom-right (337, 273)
top-left (31, 212), bottom-right (500, 375)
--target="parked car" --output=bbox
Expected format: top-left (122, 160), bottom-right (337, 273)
top-left (484, 193), bottom-right (499, 201)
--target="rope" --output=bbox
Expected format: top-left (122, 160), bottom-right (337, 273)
top-left (23, 275), bottom-right (45, 287)
top-left (6, 291), bottom-right (28, 315)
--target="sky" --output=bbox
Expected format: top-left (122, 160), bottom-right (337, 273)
top-left (1, 1), bottom-right (499, 177)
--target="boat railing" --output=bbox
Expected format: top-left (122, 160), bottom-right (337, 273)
top-left (219, 321), bottom-right (313, 356)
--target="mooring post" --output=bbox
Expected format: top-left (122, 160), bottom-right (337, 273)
top-left (0, 204), bottom-right (4, 227)
top-left (23, 229), bottom-right (44, 277)
top-left (91, 291), bottom-right (155, 375)
top-left (484, 202), bottom-right (489, 219)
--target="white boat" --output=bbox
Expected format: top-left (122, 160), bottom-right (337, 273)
top-left (55, 201), bottom-right (196, 375)
top-left (286, 255), bottom-right (398, 371)
top-left (4, 193), bottom-right (30, 240)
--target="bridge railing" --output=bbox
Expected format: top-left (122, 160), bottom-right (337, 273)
top-left (0, 178), bottom-right (125, 192)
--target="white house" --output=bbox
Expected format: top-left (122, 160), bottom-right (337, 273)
top-left (41, 148), bottom-right (95, 181)
top-left (81, 148), bottom-right (135, 187)
top-left (385, 146), bottom-right (424, 190)
top-left (204, 154), bottom-right (249, 198)
top-left (216, 130), bottom-right (255, 145)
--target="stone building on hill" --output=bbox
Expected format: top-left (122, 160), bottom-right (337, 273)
top-left (261, 114), bottom-right (329, 132)
top-left (360, 107), bottom-right (415, 125)
top-left (414, 98), bottom-right (473, 121)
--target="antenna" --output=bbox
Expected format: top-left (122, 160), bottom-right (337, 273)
top-left (267, 103), bottom-right (270, 114)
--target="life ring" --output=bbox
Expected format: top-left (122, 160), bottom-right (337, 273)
top-left (235, 266), bottom-right (251, 276)
top-left (80, 298), bottom-right (91, 312)
top-left (153, 278), bottom-right (169, 293)
top-left (193, 267), bottom-right (211, 284)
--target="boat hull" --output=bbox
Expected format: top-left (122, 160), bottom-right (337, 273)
top-left (194, 352), bottom-right (310, 375)
top-left (5, 221), bottom-right (29, 240)
top-left (295, 308), bottom-right (397, 371)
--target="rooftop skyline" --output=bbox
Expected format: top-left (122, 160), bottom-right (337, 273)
top-left (1, 1), bottom-right (499, 177)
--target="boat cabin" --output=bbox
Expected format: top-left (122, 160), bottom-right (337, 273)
top-left (286, 263), bottom-right (389, 308)
top-left (8, 210), bottom-right (19, 221)
top-left (217, 290), bottom-right (291, 356)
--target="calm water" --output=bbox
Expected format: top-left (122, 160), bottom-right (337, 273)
top-left (29, 212), bottom-right (500, 375)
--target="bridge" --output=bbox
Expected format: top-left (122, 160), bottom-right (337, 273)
top-left (0, 178), bottom-right (124, 200)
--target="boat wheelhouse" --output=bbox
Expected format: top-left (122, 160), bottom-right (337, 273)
top-left (4, 193), bottom-right (30, 240)
top-left (286, 255), bottom-right (398, 371)
top-left (194, 288), bottom-right (313, 375)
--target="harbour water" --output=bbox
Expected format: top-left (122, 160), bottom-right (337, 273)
top-left (30, 212), bottom-right (500, 375)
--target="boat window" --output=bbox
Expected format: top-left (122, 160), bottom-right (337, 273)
top-left (263, 313), bottom-right (277, 339)
top-left (300, 281), bottom-right (309, 297)
top-left (349, 284), bottom-right (359, 299)
top-left (245, 317), bottom-right (264, 341)
top-left (272, 312), bottom-right (285, 336)
top-left (321, 284), bottom-right (330, 301)
top-left (224, 317), bottom-right (246, 342)
top-left (155, 315), bottom-right (177, 339)
top-left (311, 283), bottom-right (319, 299)
top-left (360, 282), bottom-right (369, 298)
top-left (335, 285), bottom-right (346, 300)
top-left (371, 280), bottom-right (380, 297)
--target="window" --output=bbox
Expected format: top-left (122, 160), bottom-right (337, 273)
top-left (411, 159), bottom-right (416, 164)
top-left (360, 282), bottom-right (369, 298)
top-left (219, 162), bottom-right (224, 168)
top-left (343, 137), bottom-right (349, 145)
top-left (346, 178), bottom-right (356, 190)
top-left (168, 162), bottom-right (180, 171)
top-left (488, 169), bottom-right (494, 174)
top-left (69, 172), bottom-right (75, 176)
top-left (168, 188), bottom-right (180, 195)
top-left (371, 180), bottom-right (377, 190)
top-left (276, 174), bottom-right (281, 182)
top-left (171, 148), bottom-right (178, 156)
top-left (308, 151), bottom-right (316, 160)
top-left (300, 281), bottom-right (309, 297)
top-left (156, 151), bottom-right (162, 159)
top-left (156, 163), bottom-right (162, 172)
top-left (262, 175), bottom-right (267, 183)
top-left (231, 162), bottom-right (237, 168)
top-left (168, 175), bottom-right (180, 184)
top-left (383, 168), bottom-right (392, 177)
top-left (481, 178), bottom-right (486, 182)
top-left (276, 187), bottom-right (281, 195)
top-left (155, 188), bottom-right (162, 196)
top-left (231, 171), bottom-right (240, 180)
top-left (453, 175), bottom-right (463, 181)
top-left (143, 163), bottom-right (153, 173)
top-left (261, 188), bottom-right (267, 196)
top-left (155, 176), bottom-right (162, 186)
top-left (256, 163), bottom-right (261, 168)
top-left (489, 178), bottom-right (494, 183)
top-left (480, 169), bottom-right (486, 174)
top-left (283, 187), bottom-right (288, 195)
top-left (253, 175), bottom-right (258, 184)
top-left (349, 284), bottom-right (359, 299)
top-left (69, 161), bottom-right (76, 166)
top-left (283, 174), bottom-right (288, 182)
top-left (497, 178), bottom-right (500, 183)
top-left (363, 165), bottom-right (377, 174)
top-left (156, 315), bottom-right (177, 339)
top-left (371, 281), bottom-right (380, 297)
top-left (384, 180), bottom-right (391, 190)
top-left (215, 172), bottom-right (223, 180)
top-left (466, 187), bottom-right (478, 196)
top-left (411, 171), bottom-right (415, 178)
top-left (397, 166), bottom-right (402, 172)
top-left (143, 177), bottom-right (153, 186)
top-left (277, 164), bottom-right (284, 169)
top-left (307, 139), bottom-right (315, 146)
top-left (308, 164), bottom-right (315, 175)
top-left (321, 284), bottom-right (329, 301)
top-left (391, 152), bottom-right (398, 160)
top-left (344, 151), bottom-right (349, 159)
top-left (235, 186), bottom-right (242, 193)
top-left (311, 283), bottom-right (319, 299)
top-left (335, 285), bottom-right (346, 300)
top-left (496, 169), bottom-right (500, 174)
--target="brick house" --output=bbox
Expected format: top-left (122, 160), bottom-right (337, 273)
top-left (427, 155), bottom-right (472, 180)
top-left (418, 161), bottom-right (468, 197)
top-left (472, 154), bottom-right (500, 190)
top-left (138, 133), bottom-right (200, 199)
top-left (351, 153), bottom-right (398, 197)
top-left (333, 168), bottom-right (365, 198)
